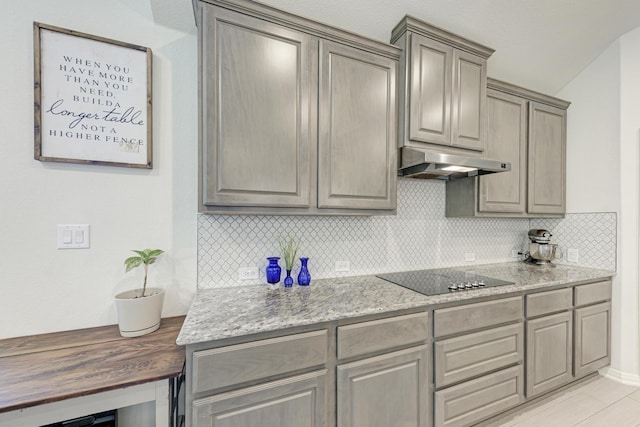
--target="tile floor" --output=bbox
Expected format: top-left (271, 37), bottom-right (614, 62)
top-left (490, 376), bottom-right (640, 426)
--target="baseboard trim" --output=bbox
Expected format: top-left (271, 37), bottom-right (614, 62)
top-left (600, 366), bottom-right (640, 386)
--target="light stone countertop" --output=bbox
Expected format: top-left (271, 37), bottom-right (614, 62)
top-left (177, 262), bottom-right (614, 346)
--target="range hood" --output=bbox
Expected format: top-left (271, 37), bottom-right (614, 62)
top-left (398, 147), bottom-right (511, 180)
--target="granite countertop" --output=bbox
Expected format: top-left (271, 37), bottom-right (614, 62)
top-left (177, 262), bottom-right (614, 346)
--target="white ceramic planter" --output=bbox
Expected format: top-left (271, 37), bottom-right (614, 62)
top-left (114, 287), bottom-right (165, 338)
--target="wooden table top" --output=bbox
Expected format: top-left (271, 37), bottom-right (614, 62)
top-left (0, 316), bottom-right (185, 413)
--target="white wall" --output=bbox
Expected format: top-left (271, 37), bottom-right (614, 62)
top-left (616, 27), bottom-right (640, 382)
top-left (557, 31), bottom-right (640, 383)
top-left (558, 43), bottom-right (621, 214)
top-left (0, 1), bottom-right (198, 339)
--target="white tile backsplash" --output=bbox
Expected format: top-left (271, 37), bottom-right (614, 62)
top-left (198, 179), bottom-right (617, 288)
top-left (531, 212), bottom-right (617, 270)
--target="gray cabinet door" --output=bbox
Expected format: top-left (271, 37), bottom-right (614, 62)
top-left (451, 49), bottom-right (487, 151)
top-left (317, 40), bottom-right (397, 210)
top-left (407, 33), bottom-right (487, 152)
top-left (193, 370), bottom-right (327, 427)
top-left (337, 346), bottom-right (429, 427)
top-left (575, 302), bottom-right (611, 378)
top-left (527, 101), bottom-right (567, 214)
top-left (478, 89), bottom-right (528, 213)
top-left (526, 311), bottom-right (573, 397)
top-left (200, 5), bottom-right (315, 208)
top-left (409, 33), bottom-right (452, 146)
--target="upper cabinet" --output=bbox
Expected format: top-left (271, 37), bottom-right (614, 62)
top-left (199, 6), bottom-right (314, 210)
top-left (198, 0), bottom-right (399, 215)
top-left (446, 79), bottom-right (570, 218)
top-left (478, 88), bottom-right (528, 213)
top-left (317, 41), bottom-right (398, 211)
top-left (527, 100), bottom-right (568, 214)
top-left (391, 16), bottom-right (494, 156)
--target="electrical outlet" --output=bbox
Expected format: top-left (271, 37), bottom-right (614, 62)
top-left (238, 267), bottom-right (259, 280)
top-left (511, 249), bottom-right (520, 258)
top-left (464, 252), bottom-right (475, 262)
top-left (335, 260), bottom-right (350, 272)
top-left (567, 248), bottom-right (579, 263)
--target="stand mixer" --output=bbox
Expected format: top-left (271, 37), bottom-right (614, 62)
top-left (523, 229), bottom-right (562, 266)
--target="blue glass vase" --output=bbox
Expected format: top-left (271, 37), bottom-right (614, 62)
top-left (266, 257), bottom-right (281, 284)
top-left (297, 257), bottom-right (311, 286)
top-left (284, 269), bottom-right (294, 287)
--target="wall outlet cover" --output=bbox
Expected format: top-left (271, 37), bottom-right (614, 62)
top-left (238, 267), bottom-right (259, 280)
top-left (335, 260), bottom-right (350, 272)
top-left (567, 248), bottom-right (579, 263)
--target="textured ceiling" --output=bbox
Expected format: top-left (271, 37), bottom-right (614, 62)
top-left (148, 0), bottom-right (640, 95)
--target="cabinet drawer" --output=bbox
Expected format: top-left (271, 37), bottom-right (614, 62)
top-left (434, 296), bottom-right (522, 337)
top-left (192, 330), bottom-right (328, 394)
top-left (526, 288), bottom-right (572, 317)
top-left (575, 281), bottom-right (612, 306)
top-left (434, 323), bottom-right (523, 388)
top-left (434, 365), bottom-right (524, 427)
top-left (337, 312), bottom-right (429, 360)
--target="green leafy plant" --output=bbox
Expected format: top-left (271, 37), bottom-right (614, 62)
top-left (279, 237), bottom-right (299, 271)
top-left (124, 249), bottom-right (164, 297)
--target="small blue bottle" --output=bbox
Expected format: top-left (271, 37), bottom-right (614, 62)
top-left (284, 269), bottom-right (294, 287)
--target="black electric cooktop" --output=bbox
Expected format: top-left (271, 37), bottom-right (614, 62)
top-left (376, 268), bottom-right (513, 296)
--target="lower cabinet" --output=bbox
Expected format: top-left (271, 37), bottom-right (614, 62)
top-left (575, 301), bottom-right (611, 378)
top-left (186, 280), bottom-right (612, 427)
top-left (192, 370), bottom-right (327, 427)
top-left (187, 311), bottom-right (431, 427)
top-left (523, 282), bottom-right (612, 402)
top-left (433, 297), bottom-right (524, 427)
top-left (337, 312), bottom-right (431, 427)
top-left (337, 346), bottom-right (429, 427)
top-left (525, 311), bottom-right (573, 397)
top-left (187, 329), bottom-right (329, 427)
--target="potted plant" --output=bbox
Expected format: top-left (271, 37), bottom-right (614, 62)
top-left (114, 249), bottom-right (165, 337)
top-left (279, 237), bottom-right (299, 287)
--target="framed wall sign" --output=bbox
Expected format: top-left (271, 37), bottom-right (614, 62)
top-left (33, 22), bottom-right (153, 168)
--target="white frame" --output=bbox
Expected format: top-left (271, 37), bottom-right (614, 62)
top-left (33, 22), bottom-right (153, 168)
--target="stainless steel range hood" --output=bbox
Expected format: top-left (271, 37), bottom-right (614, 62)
top-left (398, 147), bottom-right (511, 180)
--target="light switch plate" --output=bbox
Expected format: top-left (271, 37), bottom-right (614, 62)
top-left (57, 224), bottom-right (90, 249)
